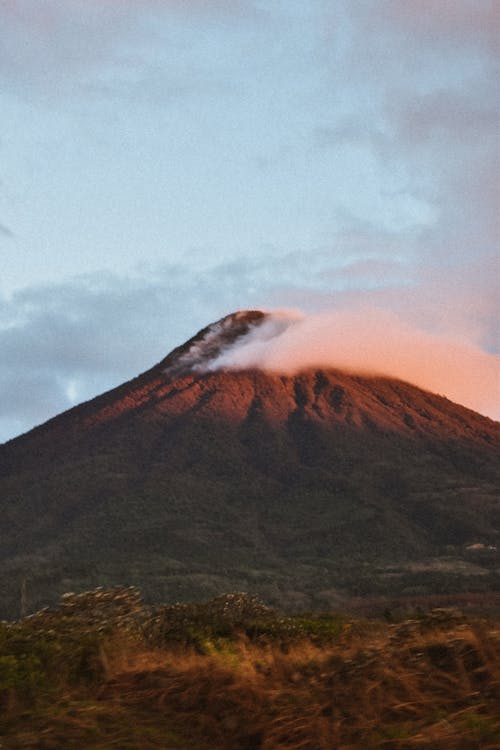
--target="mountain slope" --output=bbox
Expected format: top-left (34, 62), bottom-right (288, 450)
top-left (0, 311), bottom-right (499, 617)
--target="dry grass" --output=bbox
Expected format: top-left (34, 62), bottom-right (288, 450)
top-left (100, 619), bottom-right (500, 749)
top-left (1, 591), bottom-right (499, 749)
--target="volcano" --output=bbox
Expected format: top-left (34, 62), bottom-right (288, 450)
top-left (0, 310), bottom-right (499, 617)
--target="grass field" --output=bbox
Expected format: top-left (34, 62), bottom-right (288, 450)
top-left (1, 588), bottom-right (499, 749)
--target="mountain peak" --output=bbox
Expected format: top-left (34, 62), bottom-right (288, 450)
top-left (159, 309), bottom-right (268, 378)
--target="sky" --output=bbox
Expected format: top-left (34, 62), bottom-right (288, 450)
top-left (0, 0), bottom-right (498, 442)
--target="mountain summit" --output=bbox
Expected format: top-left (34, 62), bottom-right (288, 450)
top-left (0, 311), bottom-right (499, 617)
top-left (160, 309), bottom-right (267, 378)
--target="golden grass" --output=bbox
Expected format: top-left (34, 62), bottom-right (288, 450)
top-left (1, 594), bottom-right (499, 749)
top-left (95, 617), bottom-right (500, 749)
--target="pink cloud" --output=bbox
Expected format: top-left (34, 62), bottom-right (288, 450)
top-left (211, 309), bottom-right (500, 420)
top-left (363, 0), bottom-right (498, 51)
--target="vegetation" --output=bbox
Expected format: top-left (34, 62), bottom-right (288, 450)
top-left (1, 587), bottom-right (499, 749)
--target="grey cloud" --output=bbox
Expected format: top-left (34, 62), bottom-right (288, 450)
top-left (0, 223), bottom-right (14, 238)
top-left (361, 0), bottom-right (499, 53)
top-left (317, 0), bottom-right (498, 277)
top-left (386, 89), bottom-right (499, 145)
top-left (0, 371), bottom-right (66, 422)
top-left (0, 0), bottom-right (262, 99)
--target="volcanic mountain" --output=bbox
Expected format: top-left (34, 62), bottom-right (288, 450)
top-left (0, 310), bottom-right (499, 618)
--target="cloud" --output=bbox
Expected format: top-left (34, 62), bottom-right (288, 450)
top-left (386, 88), bottom-right (498, 145)
top-left (209, 309), bottom-right (500, 420)
top-left (0, 371), bottom-right (65, 422)
top-left (0, 0), bottom-right (261, 99)
top-left (316, 255), bottom-right (500, 356)
top-left (363, 0), bottom-right (499, 53)
top-left (314, 0), bottom-right (499, 360)
top-left (0, 223), bottom-right (14, 238)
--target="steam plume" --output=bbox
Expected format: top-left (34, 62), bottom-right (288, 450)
top-left (209, 309), bottom-right (500, 420)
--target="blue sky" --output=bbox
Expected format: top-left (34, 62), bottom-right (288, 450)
top-left (0, 0), bottom-right (498, 441)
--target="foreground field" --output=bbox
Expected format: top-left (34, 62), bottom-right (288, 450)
top-left (1, 589), bottom-right (499, 749)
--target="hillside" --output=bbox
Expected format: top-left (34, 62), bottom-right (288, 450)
top-left (0, 311), bottom-right (499, 618)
